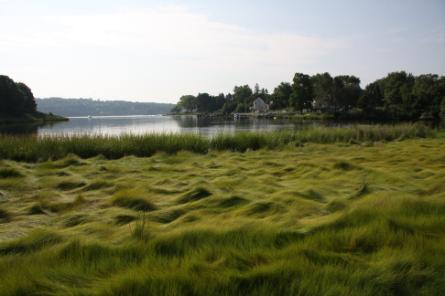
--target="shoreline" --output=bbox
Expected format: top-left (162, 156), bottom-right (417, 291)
top-left (0, 112), bottom-right (68, 125)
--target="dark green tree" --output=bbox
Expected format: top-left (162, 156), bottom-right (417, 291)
top-left (0, 75), bottom-right (27, 116)
top-left (311, 73), bottom-right (334, 112)
top-left (194, 93), bottom-right (225, 113)
top-left (290, 73), bottom-right (313, 112)
top-left (382, 71), bottom-right (415, 119)
top-left (233, 85), bottom-right (253, 101)
top-left (16, 82), bottom-right (37, 113)
top-left (441, 96), bottom-right (445, 118)
top-left (358, 81), bottom-right (384, 112)
top-left (177, 95), bottom-right (197, 112)
top-left (232, 85), bottom-right (253, 112)
top-left (196, 93), bottom-right (212, 113)
top-left (333, 75), bottom-right (362, 111)
top-left (411, 74), bottom-right (444, 118)
top-left (271, 82), bottom-right (292, 110)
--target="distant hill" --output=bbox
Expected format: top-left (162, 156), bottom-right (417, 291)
top-left (36, 98), bottom-right (175, 117)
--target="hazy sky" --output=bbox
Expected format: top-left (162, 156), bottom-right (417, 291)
top-left (1, 0), bottom-right (444, 103)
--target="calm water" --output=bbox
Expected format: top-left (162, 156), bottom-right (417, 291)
top-left (0, 115), bottom-right (340, 137)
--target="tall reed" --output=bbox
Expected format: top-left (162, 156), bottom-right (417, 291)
top-left (0, 124), bottom-right (434, 161)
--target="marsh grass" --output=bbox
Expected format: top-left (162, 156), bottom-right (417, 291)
top-left (0, 230), bottom-right (62, 255)
top-left (178, 187), bottom-right (212, 204)
top-left (0, 168), bottom-right (23, 178)
top-left (112, 190), bottom-right (158, 212)
top-left (0, 137), bottom-right (444, 295)
top-left (131, 212), bottom-right (150, 240)
top-left (0, 207), bottom-right (11, 223)
top-left (0, 124), bottom-right (434, 161)
top-left (28, 203), bottom-right (46, 215)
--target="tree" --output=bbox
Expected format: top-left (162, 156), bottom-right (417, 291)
top-left (333, 75), bottom-right (362, 111)
top-left (358, 81), bottom-right (384, 112)
top-left (411, 74), bottom-right (443, 118)
top-left (195, 93), bottom-right (226, 113)
top-left (196, 93), bottom-right (212, 113)
top-left (221, 100), bottom-right (237, 114)
top-left (382, 71), bottom-right (415, 119)
top-left (177, 95), bottom-right (197, 113)
top-left (232, 85), bottom-right (253, 112)
top-left (233, 85), bottom-right (253, 101)
top-left (271, 82), bottom-right (292, 110)
top-left (16, 82), bottom-right (37, 113)
top-left (441, 96), bottom-right (445, 118)
top-left (289, 73), bottom-right (313, 112)
top-left (254, 83), bottom-right (260, 95)
top-left (0, 75), bottom-right (29, 116)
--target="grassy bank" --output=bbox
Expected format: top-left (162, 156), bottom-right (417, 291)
top-left (0, 138), bottom-right (444, 295)
top-left (0, 124), bottom-right (435, 161)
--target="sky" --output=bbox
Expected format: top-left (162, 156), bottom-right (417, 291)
top-left (1, 0), bottom-right (444, 103)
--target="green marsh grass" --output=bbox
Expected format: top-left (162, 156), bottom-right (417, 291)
top-left (0, 129), bottom-right (443, 295)
top-left (0, 123), bottom-right (434, 161)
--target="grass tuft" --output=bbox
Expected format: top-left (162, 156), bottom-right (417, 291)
top-left (296, 189), bottom-right (325, 202)
top-left (150, 209), bottom-right (185, 224)
top-left (63, 214), bottom-right (90, 227)
top-left (131, 212), bottom-right (150, 240)
top-left (0, 230), bottom-right (62, 254)
top-left (217, 196), bottom-right (250, 208)
top-left (333, 160), bottom-right (355, 170)
top-left (177, 187), bottom-right (212, 204)
top-left (112, 190), bottom-right (157, 212)
top-left (0, 207), bottom-right (11, 223)
top-left (28, 203), bottom-right (46, 215)
top-left (349, 183), bottom-right (370, 200)
top-left (114, 214), bottom-right (136, 225)
top-left (83, 180), bottom-right (113, 191)
top-left (56, 180), bottom-right (86, 191)
top-left (0, 168), bottom-right (23, 178)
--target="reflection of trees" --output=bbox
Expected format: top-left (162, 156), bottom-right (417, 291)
top-left (0, 123), bottom-right (38, 135)
top-left (0, 121), bottom-right (60, 136)
top-left (169, 115), bottom-right (198, 128)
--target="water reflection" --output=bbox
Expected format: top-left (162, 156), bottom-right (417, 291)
top-left (2, 115), bottom-right (431, 137)
top-left (33, 115), bottom-right (314, 136)
top-left (0, 123), bottom-right (39, 135)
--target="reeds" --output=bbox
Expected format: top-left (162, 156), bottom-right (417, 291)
top-left (0, 123), bottom-right (434, 161)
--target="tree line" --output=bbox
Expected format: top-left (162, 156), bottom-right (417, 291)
top-left (172, 71), bottom-right (445, 120)
top-left (0, 75), bottom-right (37, 117)
top-left (37, 98), bottom-right (175, 117)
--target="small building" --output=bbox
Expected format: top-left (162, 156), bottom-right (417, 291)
top-left (252, 97), bottom-right (269, 113)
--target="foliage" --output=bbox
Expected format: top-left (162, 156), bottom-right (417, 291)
top-left (0, 75), bottom-right (37, 117)
top-left (290, 73), bottom-right (313, 112)
top-left (441, 97), bottom-right (445, 118)
top-left (271, 82), bottom-right (292, 110)
top-left (172, 71), bottom-right (445, 120)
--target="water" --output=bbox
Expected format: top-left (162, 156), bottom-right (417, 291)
top-left (0, 115), bottom-right (338, 137)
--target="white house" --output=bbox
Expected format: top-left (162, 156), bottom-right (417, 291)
top-left (252, 97), bottom-right (269, 113)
